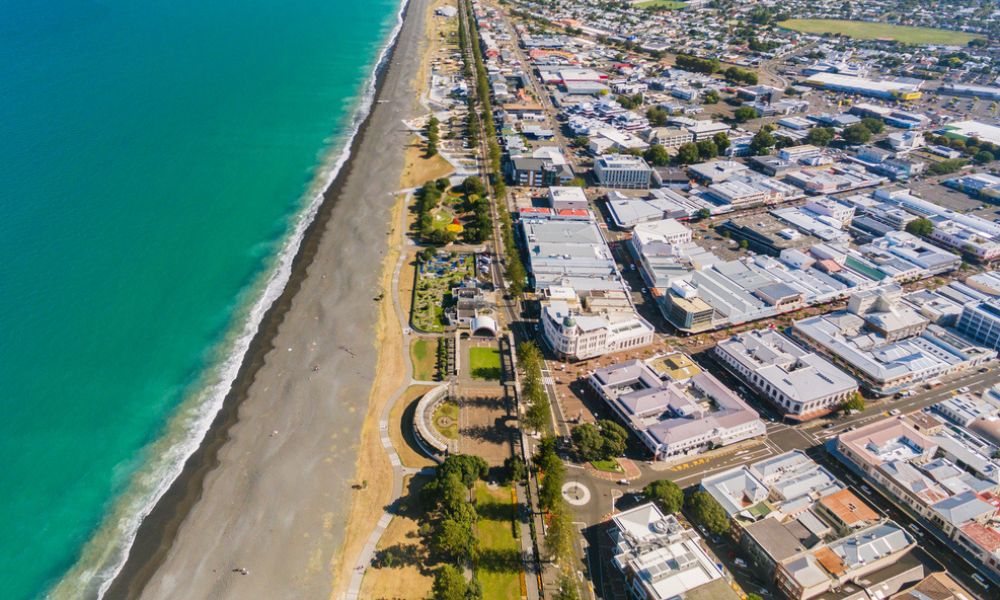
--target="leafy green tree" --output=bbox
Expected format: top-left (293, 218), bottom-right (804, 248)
top-left (702, 89), bottom-right (720, 104)
top-left (686, 490), bottom-right (730, 534)
top-left (733, 106), bottom-right (757, 123)
top-left (696, 208), bottom-right (712, 220)
top-left (841, 392), bottom-right (865, 413)
top-left (805, 127), bottom-right (835, 147)
top-left (696, 140), bottom-right (719, 160)
top-left (646, 106), bottom-right (670, 127)
top-left (524, 396), bottom-right (550, 433)
top-left (553, 573), bottom-right (580, 600)
top-left (503, 455), bottom-right (526, 483)
top-left (712, 132), bottom-right (730, 155)
top-left (571, 135), bottom-right (590, 148)
top-left (598, 419), bottom-right (628, 458)
top-left (860, 117), bottom-right (885, 134)
top-left (644, 144), bottom-right (671, 167)
top-left (905, 217), bottom-right (934, 237)
top-left (738, 239), bottom-right (749, 250)
top-left (571, 423), bottom-right (606, 462)
top-left (545, 504), bottom-right (575, 563)
top-left (927, 159), bottom-right (967, 176)
top-left (433, 518), bottom-right (476, 560)
top-left (974, 150), bottom-right (995, 164)
top-left (432, 565), bottom-right (469, 600)
top-left (675, 142), bottom-right (701, 165)
top-left (463, 175), bottom-right (484, 197)
top-left (440, 454), bottom-right (489, 489)
top-left (750, 130), bottom-right (775, 155)
top-left (644, 479), bottom-right (684, 514)
top-left (842, 123), bottom-right (872, 145)
top-left (538, 459), bottom-right (565, 512)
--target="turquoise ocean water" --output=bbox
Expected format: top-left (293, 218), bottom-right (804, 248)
top-left (0, 0), bottom-right (402, 597)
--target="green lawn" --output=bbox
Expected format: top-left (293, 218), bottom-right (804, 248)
top-left (591, 459), bottom-right (623, 473)
top-left (635, 0), bottom-right (688, 9)
top-left (410, 338), bottom-right (438, 381)
top-left (778, 19), bottom-right (983, 45)
top-left (432, 401), bottom-right (459, 440)
top-left (469, 346), bottom-right (502, 381)
top-left (474, 483), bottom-right (522, 600)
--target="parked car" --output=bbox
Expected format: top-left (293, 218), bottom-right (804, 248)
top-left (958, 386), bottom-right (970, 393)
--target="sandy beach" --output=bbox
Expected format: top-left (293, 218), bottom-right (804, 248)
top-left (103, 1), bottom-right (430, 598)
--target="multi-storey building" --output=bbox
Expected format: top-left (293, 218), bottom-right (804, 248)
top-left (714, 329), bottom-right (858, 420)
top-left (589, 357), bottom-right (764, 461)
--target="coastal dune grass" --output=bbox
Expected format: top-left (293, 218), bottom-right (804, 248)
top-left (474, 482), bottom-right (522, 600)
top-left (778, 19), bottom-right (983, 45)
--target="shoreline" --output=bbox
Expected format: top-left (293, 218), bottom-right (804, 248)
top-left (101, 1), bottom-right (424, 597)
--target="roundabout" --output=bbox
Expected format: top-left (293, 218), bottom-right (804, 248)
top-left (561, 481), bottom-right (592, 506)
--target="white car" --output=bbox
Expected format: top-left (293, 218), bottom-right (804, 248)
top-left (890, 409), bottom-right (901, 416)
top-left (957, 386), bottom-right (970, 393)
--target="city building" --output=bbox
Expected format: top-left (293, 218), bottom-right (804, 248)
top-left (792, 285), bottom-right (996, 395)
top-left (701, 451), bottom-right (918, 599)
top-left (804, 72), bottom-right (923, 101)
top-left (589, 357), bottom-right (765, 461)
top-left (714, 328), bottom-right (859, 420)
top-left (548, 185), bottom-right (589, 211)
top-left (540, 298), bottom-right (654, 360)
top-left (956, 299), bottom-right (1000, 351)
top-left (609, 503), bottom-right (735, 600)
top-left (835, 413), bottom-right (1000, 586)
top-left (595, 154), bottom-right (653, 189)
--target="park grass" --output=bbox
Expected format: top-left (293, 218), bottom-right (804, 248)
top-left (469, 346), bottom-right (502, 380)
top-left (410, 338), bottom-right (439, 381)
top-left (591, 459), bottom-right (623, 473)
top-left (636, 0), bottom-right (688, 9)
top-left (474, 483), bottom-right (522, 600)
top-left (432, 400), bottom-right (460, 440)
top-left (778, 19), bottom-right (983, 45)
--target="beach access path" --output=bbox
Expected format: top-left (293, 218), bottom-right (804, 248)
top-left (108, 1), bottom-right (433, 599)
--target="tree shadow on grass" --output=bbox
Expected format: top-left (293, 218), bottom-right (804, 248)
top-left (457, 395), bottom-right (505, 410)
top-left (476, 499), bottom-right (518, 522)
top-left (474, 547), bottom-right (523, 573)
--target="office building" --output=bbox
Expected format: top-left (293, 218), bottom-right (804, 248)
top-left (589, 357), bottom-right (765, 461)
top-left (714, 328), bottom-right (859, 420)
top-left (595, 154), bottom-right (653, 189)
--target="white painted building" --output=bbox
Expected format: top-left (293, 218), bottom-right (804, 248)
top-left (595, 154), bottom-right (653, 189)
